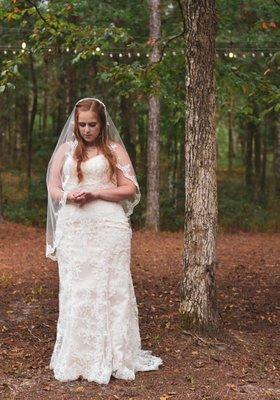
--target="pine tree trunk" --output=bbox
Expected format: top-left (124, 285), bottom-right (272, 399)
top-left (120, 96), bottom-right (136, 167)
top-left (145, 0), bottom-right (161, 230)
top-left (228, 95), bottom-right (234, 171)
top-left (27, 54), bottom-right (38, 195)
top-left (180, 0), bottom-right (220, 335)
top-left (275, 113), bottom-right (280, 194)
top-left (260, 123), bottom-right (267, 200)
top-left (253, 103), bottom-right (261, 194)
top-left (245, 119), bottom-right (254, 195)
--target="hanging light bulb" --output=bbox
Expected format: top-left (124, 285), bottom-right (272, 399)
top-left (128, 52), bottom-right (131, 58)
top-left (109, 53), bottom-right (113, 57)
top-left (96, 47), bottom-right (101, 52)
top-left (229, 52), bottom-right (234, 58)
top-left (119, 53), bottom-right (123, 57)
top-left (21, 42), bottom-right (26, 49)
top-left (137, 52), bottom-right (140, 57)
top-left (66, 47), bottom-right (69, 52)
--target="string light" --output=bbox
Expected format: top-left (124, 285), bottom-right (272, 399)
top-left (1, 47), bottom-right (278, 60)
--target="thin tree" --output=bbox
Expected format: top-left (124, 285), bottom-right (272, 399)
top-left (145, 0), bottom-right (161, 230)
top-left (180, 0), bottom-right (220, 335)
top-left (275, 113), bottom-right (280, 195)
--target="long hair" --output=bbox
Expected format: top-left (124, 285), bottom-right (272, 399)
top-left (73, 99), bottom-right (117, 183)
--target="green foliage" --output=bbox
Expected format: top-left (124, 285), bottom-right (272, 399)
top-left (218, 179), bottom-right (280, 233)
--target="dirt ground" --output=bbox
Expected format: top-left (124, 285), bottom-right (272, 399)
top-left (0, 221), bottom-right (279, 400)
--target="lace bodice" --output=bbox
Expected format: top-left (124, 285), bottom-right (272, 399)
top-left (62, 153), bottom-right (116, 193)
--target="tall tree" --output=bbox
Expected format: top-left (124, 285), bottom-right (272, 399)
top-left (145, 0), bottom-right (161, 230)
top-left (180, 0), bottom-right (220, 334)
top-left (275, 113), bottom-right (280, 195)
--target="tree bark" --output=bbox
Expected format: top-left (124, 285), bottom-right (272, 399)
top-left (228, 94), bottom-right (234, 171)
top-left (245, 119), bottom-right (254, 195)
top-left (120, 96), bottom-right (137, 167)
top-left (275, 113), bottom-right (280, 195)
top-left (260, 123), bottom-right (267, 199)
top-left (27, 54), bottom-right (38, 194)
top-left (180, 0), bottom-right (220, 335)
top-left (145, 0), bottom-right (161, 230)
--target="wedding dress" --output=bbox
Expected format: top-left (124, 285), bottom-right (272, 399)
top-left (49, 143), bottom-right (163, 384)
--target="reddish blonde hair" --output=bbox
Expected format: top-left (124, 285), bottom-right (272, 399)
top-left (73, 99), bottom-right (117, 183)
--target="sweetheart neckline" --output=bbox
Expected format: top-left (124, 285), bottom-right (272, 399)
top-left (70, 154), bottom-right (105, 163)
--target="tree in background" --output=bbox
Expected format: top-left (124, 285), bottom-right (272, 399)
top-left (145, 0), bottom-right (161, 231)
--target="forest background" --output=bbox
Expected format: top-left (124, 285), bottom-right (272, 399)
top-left (0, 0), bottom-right (280, 233)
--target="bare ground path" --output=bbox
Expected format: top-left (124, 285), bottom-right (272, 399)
top-left (0, 221), bottom-right (279, 400)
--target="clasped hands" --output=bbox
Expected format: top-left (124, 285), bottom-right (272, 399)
top-left (67, 190), bottom-right (100, 207)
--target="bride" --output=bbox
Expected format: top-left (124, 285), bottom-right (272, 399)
top-left (45, 97), bottom-right (163, 384)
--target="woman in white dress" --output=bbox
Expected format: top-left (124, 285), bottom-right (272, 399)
top-left (46, 98), bottom-right (163, 384)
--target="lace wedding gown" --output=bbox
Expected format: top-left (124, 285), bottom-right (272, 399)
top-left (49, 146), bottom-right (163, 384)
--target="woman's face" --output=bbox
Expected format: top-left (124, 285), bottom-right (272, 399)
top-left (77, 110), bottom-right (101, 145)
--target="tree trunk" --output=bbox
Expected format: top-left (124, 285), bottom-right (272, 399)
top-left (253, 103), bottom-right (261, 193)
top-left (275, 113), bottom-right (280, 195)
top-left (120, 96), bottom-right (137, 167)
top-left (228, 94), bottom-right (234, 171)
top-left (180, 0), bottom-right (220, 335)
top-left (245, 119), bottom-right (254, 195)
top-left (0, 106), bottom-right (3, 222)
top-left (27, 54), bottom-right (38, 194)
top-left (260, 123), bottom-right (267, 201)
top-left (145, 0), bottom-right (161, 230)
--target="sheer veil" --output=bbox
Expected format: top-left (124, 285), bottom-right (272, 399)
top-left (46, 97), bottom-right (141, 261)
